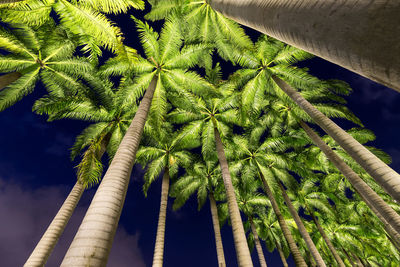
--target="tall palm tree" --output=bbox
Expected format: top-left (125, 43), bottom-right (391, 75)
top-left (60, 16), bottom-right (213, 266)
top-left (208, 0), bottom-right (400, 91)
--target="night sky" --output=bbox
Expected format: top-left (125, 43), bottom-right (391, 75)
top-left (1, 4), bottom-right (400, 267)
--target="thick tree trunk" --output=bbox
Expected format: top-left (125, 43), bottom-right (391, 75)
top-left (274, 76), bottom-right (400, 202)
top-left (209, 0), bottom-right (400, 91)
top-left (214, 127), bottom-right (253, 267)
top-left (306, 206), bottom-right (346, 267)
top-left (258, 170), bottom-right (307, 266)
top-left (249, 218), bottom-right (268, 267)
top-left (0, 72), bottom-right (21, 90)
top-left (275, 240), bottom-right (289, 267)
top-left (60, 75), bottom-right (158, 267)
top-left (278, 182), bottom-right (326, 267)
top-left (152, 168), bottom-right (170, 267)
top-left (300, 121), bottom-right (400, 238)
top-left (209, 192), bottom-right (226, 267)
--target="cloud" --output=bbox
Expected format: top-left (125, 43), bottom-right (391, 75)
top-left (0, 179), bottom-right (145, 267)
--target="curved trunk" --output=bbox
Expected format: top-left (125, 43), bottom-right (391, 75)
top-left (214, 127), bottom-right (253, 267)
top-left (0, 72), bottom-right (21, 90)
top-left (274, 76), bottom-right (400, 202)
top-left (60, 75), bottom-right (158, 266)
top-left (249, 218), bottom-right (268, 267)
top-left (209, 192), bottom-right (226, 267)
top-left (209, 0), bottom-right (400, 91)
top-left (275, 240), bottom-right (289, 267)
top-left (306, 206), bottom-right (346, 267)
top-left (300, 121), bottom-right (400, 238)
top-left (258, 169), bottom-right (307, 266)
top-left (23, 182), bottom-right (85, 267)
top-left (152, 167), bottom-right (170, 267)
top-left (278, 183), bottom-right (326, 267)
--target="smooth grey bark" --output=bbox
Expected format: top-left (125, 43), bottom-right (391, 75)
top-left (209, 0), bottom-right (400, 91)
top-left (258, 170), bottom-right (307, 267)
top-left (278, 182), bottom-right (326, 267)
top-left (209, 192), bottom-right (227, 267)
top-left (0, 72), bottom-right (21, 90)
top-left (61, 75), bottom-right (158, 266)
top-left (152, 168), bottom-right (170, 267)
top-left (274, 76), bottom-right (400, 203)
top-left (275, 240), bottom-right (289, 267)
top-left (300, 121), bottom-right (400, 239)
top-left (249, 218), bottom-right (268, 267)
top-left (306, 206), bottom-right (346, 267)
top-left (214, 126), bottom-right (253, 267)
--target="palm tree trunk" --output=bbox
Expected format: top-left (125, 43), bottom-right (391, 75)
top-left (343, 249), bottom-right (356, 267)
top-left (300, 121), bottom-right (400, 238)
top-left (152, 167), bottom-right (170, 267)
top-left (274, 76), bottom-right (400, 202)
top-left (0, 72), bottom-right (21, 90)
top-left (352, 253), bottom-right (364, 267)
top-left (278, 182), bottom-right (326, 267)
top-left (209, 0), bottom-right (400, 91)
top-left (257, 169), bottom-right (307, 266)
top-left (60, 75), bottom-right (158, 266)
top-left (209, 192), bottom-right (226, 267)
top-left (306, 206), bottom-right (346, 267)
top-left (249, 217), bottom-right (268, 267)
top-left (213, 126), bottom-right (253, 267)
top-left (275, 240), bottom-right (289, 267)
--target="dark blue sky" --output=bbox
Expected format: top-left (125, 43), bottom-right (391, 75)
top-left (0, 5), bottom-right (399, 267)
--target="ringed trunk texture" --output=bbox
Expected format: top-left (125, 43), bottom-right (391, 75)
top-left (209, 192), bottom-right (226, 267)
top-left (249, 218), bottom-right (268, 267)
top-left (152, 168), bottom-right (170, 267)
top-left (300, 121), bottom-right (400, 238)
top-left (209, 0), bottom-right (400, 91)
top-left (306, 206), bottom-right (346, 267)
top-left (24, 182), bottom-right (85, 267)
top-left (275, 240), bottom-right (289, 267)
top-left (0, 72), bottom-right (21, 90)
top-left (214, 127), bottom-right (253, 267)
top-left (278, 183), bottom-right (326, 267)
top-left (258, 170), bottom-right (307, 267)
top-left (274, 76), bottom-right (400, 202)
top-left (60, 75), bottom-right (158, 267)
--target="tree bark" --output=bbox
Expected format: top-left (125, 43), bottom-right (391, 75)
top-left (249, 218), bottom-right (268, 267)
top-left (214, 127), bottom-right (253, 267)
top-left (306, 206), bottom-right (346, 267)
top-left (274, 76), bottom-right (400, 202)
top-left (278, 182), bottom-right (326, 267)
top-left (0, 72), bottom-right (21, 90)
top-left (209, 192), bottom-right (226, 267)
top-left (300, 121), bottom-right (400, 238)
top-left (152, 167), bottom-right (170, 267)
top-left (258, 169), bottom-right (307, 266)
top-left (275, 240), bottom-right (289, 267)
top-left (60, 75), bottom-right (158, 267)
top-left (209, 0), bottom-right (400, 91)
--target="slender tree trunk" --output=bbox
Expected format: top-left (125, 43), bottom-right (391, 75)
top-left (249, 218), bottom-right (268, 267)
top-left (152, 167), bottom-right (170, 267)
top-left (343, 249), bottom-right (356, 267)
top-left (214, 127), bottom-right (253, 267)
top-left (274, 76), bottom-right (400, 202)
top-left (275, 240), bottom-right (289, 267)
top-left (209, 0), bottom-right (400, 91)
top-left (352, 253), bottom-right (364, 267)
top-left (278, 182), bottom-right (326, 267)
top-left (306, 206), bottom-right (346, 267)
top-left (60, 75), bottom-right (158, 267)
top-left (0, 72), bottom-right (21, 90)
top-left (209, 192), bottom-right (226, 267)
top-left (257, 169), bottom-right (307, 266)
top-left (300, 121), bottom-right (400, 237)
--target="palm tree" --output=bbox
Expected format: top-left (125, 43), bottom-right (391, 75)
top-left (60, 16), bottom-right (213, 266)
top-left (170, 159), bottom-right (227, 267)
top-left (208, 0), bottom-right (400, 91)
top-left (136, 123), bottom-right (195, 267)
